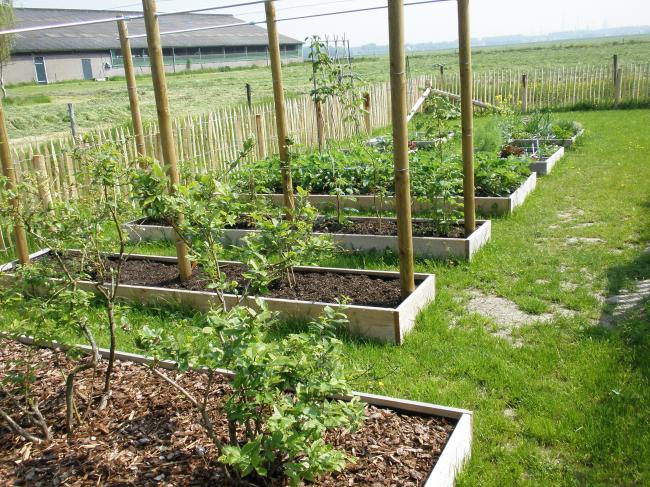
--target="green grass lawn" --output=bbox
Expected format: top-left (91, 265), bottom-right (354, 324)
top-left (1, 108), bottom-right (649, 484)
top-left (5, 34), bottom-right (649, 141)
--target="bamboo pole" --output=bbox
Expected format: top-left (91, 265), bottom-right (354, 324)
top-left (118, 19), bottom-right (147, 159)
top-left (0, 97), bottom-right (29, 264)
top-left (457, 0), bottom-right (476, 235)
top-left (387, 0), bottom-right (415, 298)
top-left (142, 0), bottom-right (192, 282)
top-left (265, 0), bottom-right (295, 214)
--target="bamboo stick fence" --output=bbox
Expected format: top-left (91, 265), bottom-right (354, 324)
top-left (1, 62), bottom-right (650, 254)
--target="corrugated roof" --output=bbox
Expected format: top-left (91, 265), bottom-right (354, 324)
top-left (12, 8), bottom-right (302, 53)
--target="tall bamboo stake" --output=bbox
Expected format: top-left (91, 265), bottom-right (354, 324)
top-left (0, 97), bottom-right (29, 264)
top-left (264, 0), bottom-right (295, 214)
top-left (118, 19), bottom-right (147, 159)
top-left (142, 0), bottom-right (192, 281)
top-left (387, 0), bottom-right (415, 298)
top-left (457, 0), bottom-right (476, 234)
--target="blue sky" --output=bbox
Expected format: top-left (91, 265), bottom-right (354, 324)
top-left (13, 0), bottom-right (650, 45)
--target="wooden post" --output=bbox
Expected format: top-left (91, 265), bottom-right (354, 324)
top-left (32, 154), bottom-right (53, 210)
top-left (264, 0), bottom-right (294, 214)
top-left (142, 0), bottom-right (192, 282)
top-left (457, 0), bottom-right (476, 235)
top-left (613, 54), bottom-right (618, 86)
top-left (118, 19), bottom-right (147, 158)
top-left (0, 97), bottom-right (29, 265)
top-left (315, 100), bottom-right (325, 151)
top-left (245, 83), bottom-right (252, 109)
top-left (614, 67), bottom-right (623, 107)
top-left (67, 103), bottom-right (77, 139)
top-left (255, 113), bottom-right (265, 159)
top-left (521, 73), bottom-right (528, 112)
top-left (363, 92), bottom-right (372, 135)
top-left (387, 0), bottom-right (415, 299)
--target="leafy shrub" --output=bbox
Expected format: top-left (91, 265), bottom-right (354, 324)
top-left (475, 117), bottom-right (504, 153)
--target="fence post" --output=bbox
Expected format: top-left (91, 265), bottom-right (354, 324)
top-left (614, 67), bottom-right (623, 107)
top-left (457, 0), bottom-right (476, 235)
top-left (613, 54), bottom-right (619, 85)
top-left (118, 19), bottom-right (147, 158)
top-left (142, 0), bottom-right (192, 282)
top-left (264, 0), bottom-right (295, 214)
top-left (68, 103), bottom-right (77, 139)
top-left (521, 74), bottom-right (528, 112)
top-left (255, 113), bottom-right (265, 159)
top-left (245, 83), bottom-right (252, 109)
top-left (0, 97), bottom-right (29, 265)
top-left (387, 0), bottom-right (415, 299)
top-left (33, 154), bottom-right (53, 210)
top-left (363, 92), bottom-right (372, 135)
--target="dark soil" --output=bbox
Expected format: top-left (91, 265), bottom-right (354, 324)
top-left (314, 217), bottom-right (469, 239)
top-left (0, 339), bottom-right (455, 486)
top-left (38, 255), bottom-right (409, 309)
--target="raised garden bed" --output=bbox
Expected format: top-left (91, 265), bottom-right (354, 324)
top-left (510, 128), bottom-right (584, 148)
top-left (0, 337), bottom-right (472, 486)
top-left (528, 146), bottom-right (565, 176)
top-left (124, 217), bottom-right (492, 260)
top-left (249, 172), bottom-right (537, 217)
top-left (0, 249), bottom-right (436, 344)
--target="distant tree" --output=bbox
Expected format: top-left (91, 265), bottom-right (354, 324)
top-left (0, 0), bottom-right (15, 98)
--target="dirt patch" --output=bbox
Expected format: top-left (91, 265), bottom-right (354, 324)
top-left (566, 237), bottom-right (605, 245)
top-left (466, 290), bottom-right (576, 346)
top-left (600, 279), bottom-right (650, 328)
top-left (0, 339), bottom-right (454, 486)
top-left (557, 208), bottom-right (584, 222)
top-left (314, 218), bottom-right (469, 239)
top-left (38, 255), bottom-right (408, 309)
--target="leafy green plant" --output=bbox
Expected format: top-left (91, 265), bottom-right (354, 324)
top-left (139, 302), bottom-right (365, 485)
top-left (475, 117), bottom-right (504, 153)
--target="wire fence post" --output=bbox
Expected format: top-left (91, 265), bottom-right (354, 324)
top-left (521, 73), bottom-right (528, 112)
top-left (245, 83), bottom-right (252, 109)
top-left (614, 67), bottom-right (623, 107)
top-left (68, 103), bottom-right (77, 139)
top-left (142, 0), bottom-right (192, 282)
top-left (363, 92), bottom-right (372, 135)
top-left (387, 0), bottom-right (415, 299)
top-left (457, 0), bottom-right (476, 235)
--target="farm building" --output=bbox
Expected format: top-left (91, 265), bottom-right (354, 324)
top-left (4, 8), bottom-right (303, 85)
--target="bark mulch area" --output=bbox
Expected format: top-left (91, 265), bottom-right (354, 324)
top-left (38, 255), bottom-right (408, 309)
top-left (314, 218), bottom-right (469, 239)
top-left (0, 340), bottom-right (455, 486)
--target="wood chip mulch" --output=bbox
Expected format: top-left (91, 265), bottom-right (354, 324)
top-left (0, 340), bottom-right (455, 486)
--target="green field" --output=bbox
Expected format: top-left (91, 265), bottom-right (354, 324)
top-left (4, 34), bottom-right (650, 142)
top-left (1, 108), bottom-right (649, 484)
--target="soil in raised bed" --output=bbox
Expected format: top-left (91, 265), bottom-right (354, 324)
top-left (37, 254), bottom-right (411, 309)
top-left (0, 339), bottom-right (455, 486)
top-left (314, 217), bottom-right (470, 239)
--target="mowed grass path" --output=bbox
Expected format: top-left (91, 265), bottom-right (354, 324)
top-left (1, 109), bottom-right (649, 484)
top-left (5, 34), bottom-right (649, 141)
top-left (326, 109), bottom-right (650, 485)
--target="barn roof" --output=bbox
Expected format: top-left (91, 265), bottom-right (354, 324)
top-left (12, 8), bottom-right (302, 53)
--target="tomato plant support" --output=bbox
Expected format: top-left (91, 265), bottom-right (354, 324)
top-left (387, 0), bottom-right (415, 298)
top-left (141, 0), bottom-right (192, 281)
top-left (118, 19), bottom-right (147, 159)
top-left (264, 0), bottom-right (295, 215)
top-left (0, 96), bottom-right (29, 265)
top-left (457, 0), bottom-right (476, 234)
